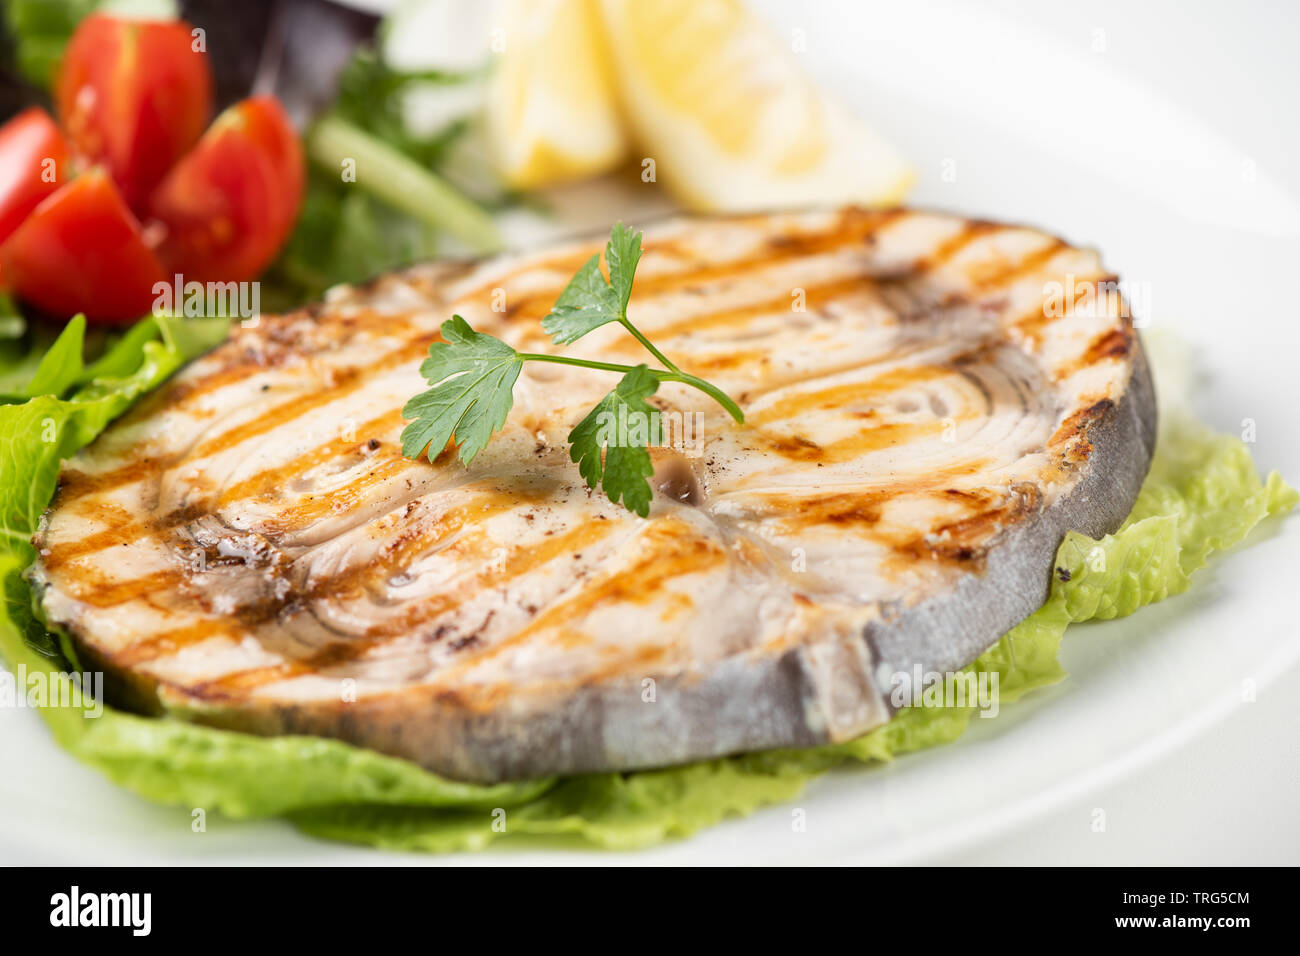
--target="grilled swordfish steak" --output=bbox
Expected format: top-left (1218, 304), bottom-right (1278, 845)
top-left (31, 208), bottom-right (1156, 782)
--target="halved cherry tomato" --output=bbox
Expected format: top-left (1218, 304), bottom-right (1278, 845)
top-left (0, 15), bottom-right (305, 325)
top-left (0, 167), bottom-right (166, 324)
top-left (56, 14), bottom-right (212, 214)
top-left (0, 108), bottom-right (70, 247)
top-left (149, 96), bottom-right (304, 283)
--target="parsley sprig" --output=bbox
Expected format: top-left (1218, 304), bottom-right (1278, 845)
top-left (400, 223), bottom-right (744, 516)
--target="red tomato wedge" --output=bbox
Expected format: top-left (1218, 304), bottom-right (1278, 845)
top-left (0, 168), bottom-right (166, 324)
top-left (56, 14), bottom-right (212, 214)
top-left (149, 96), bottom-right (304, 283)
top-left (0, 108), bottom-right (71, 247)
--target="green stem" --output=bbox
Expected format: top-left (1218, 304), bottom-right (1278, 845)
top-left (659, 371), bottom-right (745, 423)
top-left (306, 116), bottom-right (501, 253)
top-left (619, 318), bottom-right (680, 373)
top-left (518, 353), bottom-right (639, 375)
top-left (518, 353), bottom-right (745, 423)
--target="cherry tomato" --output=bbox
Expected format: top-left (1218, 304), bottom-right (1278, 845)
top-left (56, 14), bottom-right (212, 214)
top-left (0, 108), bottom-right (71, 247)
top-left (0, 167), bottom-right (166, 324)
top-left (149, 96), bottom-right (304, 283)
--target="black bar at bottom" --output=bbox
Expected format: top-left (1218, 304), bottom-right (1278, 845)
top-left (5, 866), bottom-right (1282, 940)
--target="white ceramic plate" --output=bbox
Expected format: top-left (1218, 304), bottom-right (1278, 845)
top-left (2, 0), bottom-right (1297, 865)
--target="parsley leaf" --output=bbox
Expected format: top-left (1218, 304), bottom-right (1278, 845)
top-left (403, 224), bottom-right (744, 515)
top-left (400, 316), bottom-right (522, 465)
top-left (540, 254), bottom-right (622, 345)
top-left (541, 221), bottom-right (643, 345)
top-left (568, 366), bottom-right (662, 518)
top-left (604, 222), bottom-right (643, 314)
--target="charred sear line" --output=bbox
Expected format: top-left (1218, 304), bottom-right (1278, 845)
top-left (1050, 398), bottom-right (1117, 459)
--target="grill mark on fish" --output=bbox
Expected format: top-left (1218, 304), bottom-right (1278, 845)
top-left (1011, 270), bottom-right (1117, 346)
top-left (54, 351), bottom-right (418, 504)
top-left (318, 489), bottom-right (556, 596)
top-left (153, 306), bottom-right (434, 408)
top-left (916, 219), bottom-right (1003, 271)
top-left (36, 503), bottom-right (140, 569)
top-left (891, 482), bottom-right (1044, 566)
top-left (1055, 325), bottom-right (1133, 381)
top-left (1049, 398), bottom-right (1116, 455)
top-left (58, 568), bottom-right (184, 608)
top-left (253, 457), bottom-right (421, 534)
top-left (729, 459), bottom-right (998, 525)
top-left (57, 421), bottom-right (419, 555)
top-left (494, 207), bottom-right (908, 322)
top-left (219, 409), bottom-right (408, 504)
top-left (627, 274), bottom-right (884, 342)
top-left (729, 337), bottom-right (957, 405)
top-left (58, 458), bottom-right (161, 501)
top-left (187, 340), bottom-right (430, 462)
top-left (968, 238), bottom-right (1069, 289)
top-left (55, 339), bottom-right (433, 508)
top-left (418, 519), bottom-right (728, 709)
top-left (184, 519), bottom-right (619, 695)
top-left (749, 365), bottom-right (956, 425)
top-left (75, 485), bottom-right (547, 621)
top-left (117, 618), bottom-right (239, 667)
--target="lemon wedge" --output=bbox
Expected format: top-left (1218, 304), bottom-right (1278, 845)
top-left (596, 0), bottom-right (913, 210)
top-left (485, 0), bottom-right (628, 189)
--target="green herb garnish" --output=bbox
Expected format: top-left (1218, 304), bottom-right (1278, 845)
top-left (400, 223), bottom-right (744, 516)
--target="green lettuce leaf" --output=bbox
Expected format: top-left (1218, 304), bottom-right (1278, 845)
top-left (2, 1), bottom-right (176, 89)
top-left (2, 0), bottom-right (99, 88)
top-left (21, 314), bottom-right (86, 399)
top-left (0, 314), bottom-right (1294, 853)
top-left (0, 320), bottom-right (191, 555)
top-left (292, 760), bottom-right (810, 853)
